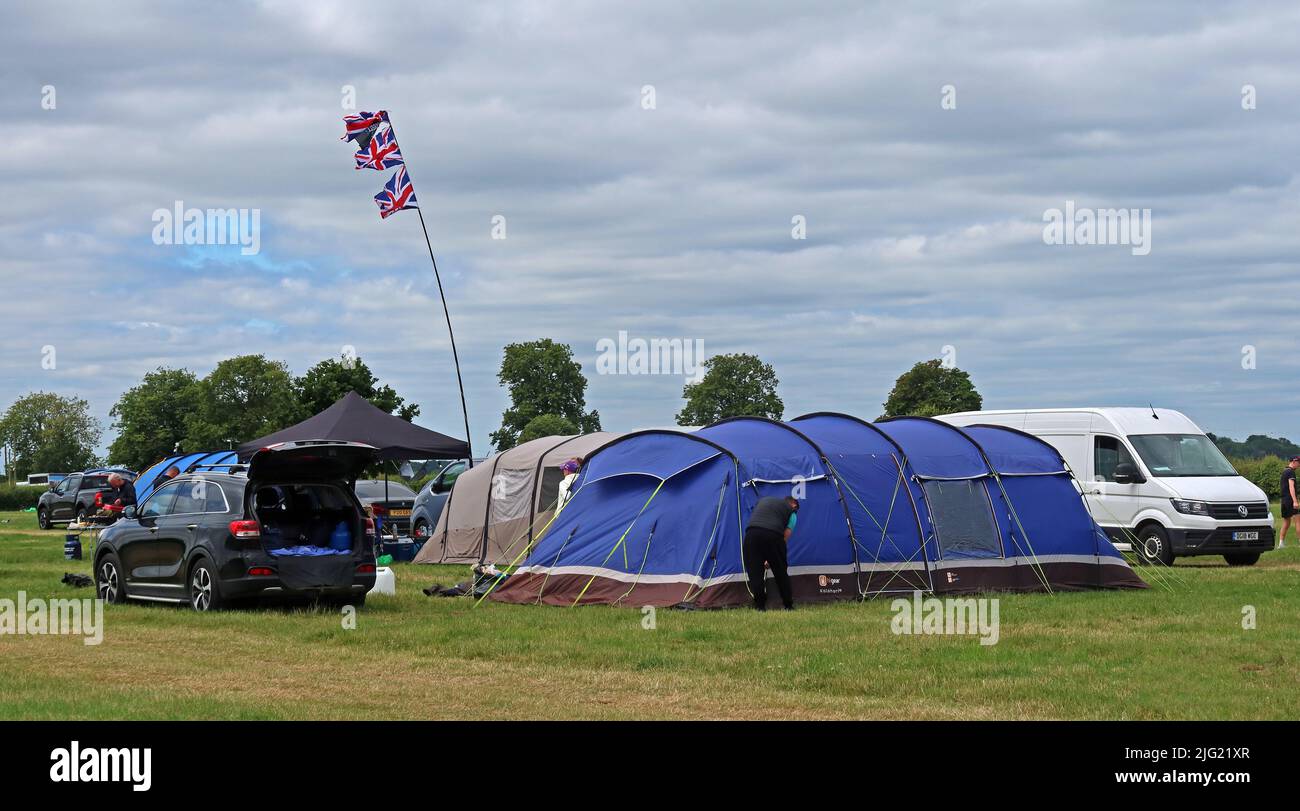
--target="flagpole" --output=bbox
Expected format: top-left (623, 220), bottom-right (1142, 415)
top-left (375, 112), bottom-right (474, 467)
top-left (414, 206), bottom-right (474, 467)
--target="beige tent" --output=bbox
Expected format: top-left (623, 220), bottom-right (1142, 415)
top-left (414, 432), bottom-right (620, 565)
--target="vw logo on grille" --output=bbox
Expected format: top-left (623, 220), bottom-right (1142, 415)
top-left (1238, 504), bottom-right (1249, 517)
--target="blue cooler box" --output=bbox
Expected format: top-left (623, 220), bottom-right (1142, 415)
top-left (381, 540), bottom-right (419, 562)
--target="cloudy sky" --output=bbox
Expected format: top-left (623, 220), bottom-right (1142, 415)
top-left (2, 0), bottom-right (1298, 457)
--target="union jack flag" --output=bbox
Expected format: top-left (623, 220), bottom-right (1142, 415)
top-left (341, 110), bottom-right (388, 145)
top-left (374, 166), bottom-right (418, 219)
top-left (354, 125), bottom-right (404, 171)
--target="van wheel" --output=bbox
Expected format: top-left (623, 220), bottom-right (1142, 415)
top-left (37, 508), bottom-right (51, 530)
top-left (97, 552), bottom-right (128, 604)
top-left (1134, 525), bottom-right (1174, 566)
top-left (189, 559), bottom-right (224, 612)
top-left (1224, 553), bottom-right (1260, 566)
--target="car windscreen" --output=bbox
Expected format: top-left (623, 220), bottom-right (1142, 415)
top-left (355, 481), bottom-right (417, 500)
top-left (1127, 434), bottom-right (1238, 477)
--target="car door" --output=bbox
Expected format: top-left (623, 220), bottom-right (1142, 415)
top-left (117, 481), bottom-right (182, 595)
top-left (54, 474), bottom-right (82, 520)
top-left (151, 478), bottom-right (230, 589)
top-left (1087, 434), bottom-right (1144, 529)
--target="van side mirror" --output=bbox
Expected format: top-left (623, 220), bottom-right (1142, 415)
top-left (1113, 462), bottom-right (1145, 484)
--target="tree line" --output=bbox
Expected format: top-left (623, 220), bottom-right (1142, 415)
top-left (1, 353), bottom-right (418, 478)
top-left (2, 341), bottom-right (984, 479)
top-left (488, 344), bottom-right (982, 450)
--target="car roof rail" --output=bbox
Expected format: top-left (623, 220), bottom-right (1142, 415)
top-left (186, 463), bottom-right (248, 475)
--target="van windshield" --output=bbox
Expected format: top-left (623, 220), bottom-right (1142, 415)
top-left (1127, 434), bottom-right (1238, 477)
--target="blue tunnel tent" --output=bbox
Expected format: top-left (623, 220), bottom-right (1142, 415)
top-left (134, 451), bottom-right (240, 502)
top-left (490, 413), bottom-right (1144, 608)
top-left (792, 413), bottom-right (931, 594)
top-left (491, 430), bottom-right (749, 608)
top-left (869, 417), bottom-right (1142, 593)
top-left (696, 417), bottom-right (860, 602)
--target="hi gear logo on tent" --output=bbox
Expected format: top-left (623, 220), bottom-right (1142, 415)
top-left (817, 574), bottom-right (843, 594)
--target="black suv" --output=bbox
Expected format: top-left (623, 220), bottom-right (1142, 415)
top-left (37, 472), bottom-right (124, 529)
top-left (94, 441), bottom-right (378, 611)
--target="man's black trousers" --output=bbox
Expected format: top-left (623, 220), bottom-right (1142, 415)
top-left (742, 526), bottom-right (792, 610)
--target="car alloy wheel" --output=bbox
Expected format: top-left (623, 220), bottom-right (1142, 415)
top-left (98, 561), bottom-right (120, 602)
top-left (37, 508), bottom-right (50, 530)
top-left (191, 566), bottom-right (214, 611)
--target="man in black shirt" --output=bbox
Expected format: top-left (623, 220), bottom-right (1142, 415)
top-left (743, 495), bottom-right (799, 611)
top-left (1280, 457), bottom-right (1299, 548)
top-left (104, 473), bottom-right (137, 517)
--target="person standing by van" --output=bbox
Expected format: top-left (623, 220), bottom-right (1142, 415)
top-left (1280, 457), bottom-right (1299, 548)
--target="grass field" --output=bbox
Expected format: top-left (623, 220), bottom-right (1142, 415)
top-left (2, 508), bottom-right (1298, 720)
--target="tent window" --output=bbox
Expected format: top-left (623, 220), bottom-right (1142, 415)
top-left (488, 468), bottom-right (532, 523)
top-left (537, 466), bottom-right (564, 509)
top-left (922, 479), bottom-right (1002, 558)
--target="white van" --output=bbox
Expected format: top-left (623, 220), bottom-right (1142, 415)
top-left (938, 408), bottom-right (1274, 566)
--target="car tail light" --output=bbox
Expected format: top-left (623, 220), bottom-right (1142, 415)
top-left (94, 492), bottom-right (104, 507)
top-left (356, 563), bottom-right (376, 574)
top-left (370, 503), bottom-right (387, 515)
top-left (229, 519), bottom-right (261, 539)
top-left (247, 566), bottom-right (274, 577)
top-left (364, 517), bottom-right (376, 537)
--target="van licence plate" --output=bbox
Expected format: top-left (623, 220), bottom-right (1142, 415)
top-left (1232, 531), bottom-right (1259, 541)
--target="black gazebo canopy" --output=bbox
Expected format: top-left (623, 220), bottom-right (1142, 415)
top-left (237, 391), bottom-right (469, 462)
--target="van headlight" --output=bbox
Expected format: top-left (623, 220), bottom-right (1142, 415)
top-left (1170, 498), bottom-right (1210, 516)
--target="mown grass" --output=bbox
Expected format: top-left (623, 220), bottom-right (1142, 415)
top-left (1, 508), bottom-right (1298, 720)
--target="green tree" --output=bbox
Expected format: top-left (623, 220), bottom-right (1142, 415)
top-left (296, 355), bottom-right (419, 421)
top-left (184, 355), bottom-right (304, 449)
top-left (1208, 433), bottom-right (1300, 460)
top-left (518, 413), bottom-right (579, 445)
top-left (1231, 454), bottom-right (1284, 499)
top-left (490, 339), bottom-right (600, 451)
top-left (881, 359), bottom-right (982, 418)
top-left (0, 392), bottom-right (101, 478)
top-left (676, 353), bottom-right (783, 426)
top-left (108, 367), bottom-right (202, 470)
